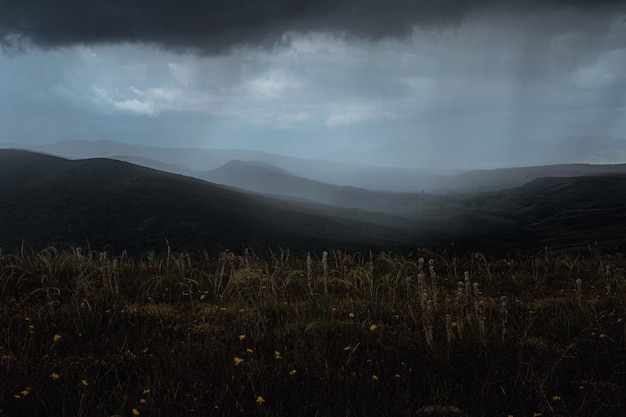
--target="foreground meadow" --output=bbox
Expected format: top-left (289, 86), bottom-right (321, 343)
top-left (1, 247), bottom-right (625, 417)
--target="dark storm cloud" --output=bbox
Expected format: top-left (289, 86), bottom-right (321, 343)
top-left (0, 0), bottom-right (624, 52)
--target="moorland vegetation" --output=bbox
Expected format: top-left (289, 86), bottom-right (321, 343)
top-left (1, 246), bottom-right (625, 417)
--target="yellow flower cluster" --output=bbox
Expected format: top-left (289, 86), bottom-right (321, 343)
top-left (14, 387), bottom-right (31, 399)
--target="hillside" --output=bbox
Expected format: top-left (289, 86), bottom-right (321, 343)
top-left (452, 163), bottom-right (626, 192)
top-left (0, 150), bottom-right (419, 254)
top-left (0, 140), bottom-right (451, 192)
top-left (2, 150), bottom-right (626, 255)
top-left (203, 160), bottom-right (457, 218)
top-left (464, 175), bottom-right (626, 249)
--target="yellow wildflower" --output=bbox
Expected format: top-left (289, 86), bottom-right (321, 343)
top-left (14, 394), bottom-right (21, 399)
top-left (369, 324), bottom-right (377, 331)
top-left (81, 379), bottom-right (89, 386)
top-left (552, 396), bottom-right (561, 401)
top-left (239, 334), bottom-right (246, 341)
top-left (274, 351), bottom-right (282, 359)
top-left (451, 321), bottom-right (458, 327)
top-left (234, 357), bottom-right (244, 366)
top-left (371, 375), bottom-right (379, 381)
top-left (53, 334), bottom-right (62, 342)
top-left (599, 333), bottom-right (607, 339)
top-left (256, 396), bottom-right (265, 404)
top-left (394, 374), bottom-right (401, 378)
top-left (246, 348), bottom-right (254, 353)
top-left (132, 408), bottom-right (140, 415)
top-left (533, 413), bottom-right (542, 417)
top-left (21, 389), bottom-right (30, 396)
top-left (343, 346), bottom-right (351, 351)
top-left (50, 372), bottom-right (60, 380)
top-left (139, 399), bottom-right (147, 404)
top-left (289, 369), bottom-right (297, 375)
top-left (142, 389), bottom-right (150, 395)
top-left (349, 312), bottom-right (355, 318)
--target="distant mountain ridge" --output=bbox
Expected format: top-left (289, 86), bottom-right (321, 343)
top-left (203, 159), bottom-right (457, 218)
top-left (0, 149), bottom-right (420, 254)
top-left (4, 139), bottom-right (626, 196)
top-left (2, 149), bottom-right (626, 254)
top-left (0, 140), bottom-right (452, 192)
top-left (320, 135), bottom-right (626, 168)
top-left (450, 163), bottom-right (626, 192)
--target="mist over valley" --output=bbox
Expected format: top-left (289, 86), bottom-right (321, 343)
top-left (2, 143), bottom-right (625, 255)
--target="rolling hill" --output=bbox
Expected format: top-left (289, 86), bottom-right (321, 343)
top-left (0, 150), bottom-right (422, 254)
top-left (203, 159), bottom-right (458, 218)
top-left (450, 163), bottom-right (626, 192)
top-left (0, 140), bottom-right (451, 192)
top-left (5, 139), bottom-right (626, 195)
top-left (462, 174), bottom-right (626, 250)
top-left (2, 149), bottom-right (626, 255)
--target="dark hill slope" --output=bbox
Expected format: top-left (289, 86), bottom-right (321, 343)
top-left (463, 175), bottom-right (626, 250)
top-left (453, 163), bottom-right (626, 192)
top-left (3, 150), bottom-right (626, 254)
top-left (0, 150), bottom-right (417, 254)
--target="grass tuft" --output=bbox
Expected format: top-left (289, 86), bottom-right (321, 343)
top-left (0, 247), bottom-right (625, 416)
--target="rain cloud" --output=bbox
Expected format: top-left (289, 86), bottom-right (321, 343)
top-left (1, 0), bottom-right (625, 53)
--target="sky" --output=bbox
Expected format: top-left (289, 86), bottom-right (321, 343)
top-left (1, 0), bottom-right (626, 167)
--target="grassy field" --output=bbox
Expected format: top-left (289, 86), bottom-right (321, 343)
top-left (1, 246), bottom-right (625, 417)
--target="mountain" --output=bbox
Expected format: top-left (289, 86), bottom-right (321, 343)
top-left (3, 149), bottom-right (626, 255)
top-left (0, 140), bottom-right (451, 192)
top-left (0, 150), bottom-right (422, 254)
top-left (462, 175), bottom-right (626, 250)
top-left (450, 163), bottom-right (626, 192)
top-left (204, 160), bottom-right (458, 218)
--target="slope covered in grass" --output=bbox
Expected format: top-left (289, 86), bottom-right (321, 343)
top-left (3, 149), bottom-right (626, 255)
top-left (0, 150), bottom-right (417, 254)
top-left (1, 248), bottom-right (625, 417)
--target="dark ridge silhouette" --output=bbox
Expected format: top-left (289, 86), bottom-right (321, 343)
top-left (453, 163), bottom-right (626, 192)
top-left (464, 174), bottom-right (626, 249)
top-left (0, 140), bottom-right (452, 192)
top-left (2, 149), bottom-right (626, 255)
top-left (0, 149), bottom-right (419, 254)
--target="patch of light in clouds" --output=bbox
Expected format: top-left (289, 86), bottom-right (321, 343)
top-left (0, 5), bottom-right (625, 163)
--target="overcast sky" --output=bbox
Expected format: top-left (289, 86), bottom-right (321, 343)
top-left (1, 0), bottom-right (625, 167)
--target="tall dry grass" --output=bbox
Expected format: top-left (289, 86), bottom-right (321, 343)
top-left (0, 247), bottom-right (625, 416)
